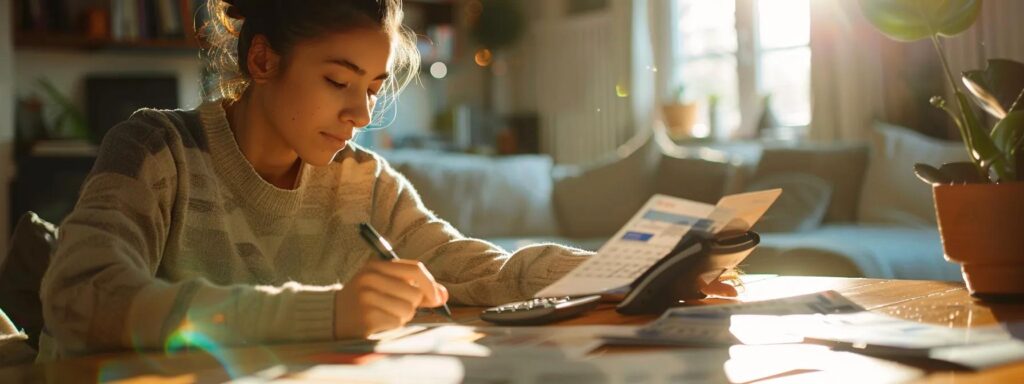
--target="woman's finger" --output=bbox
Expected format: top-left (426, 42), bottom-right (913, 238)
top-left (435, 284), bottom-right (449, 305)
top-left (361, 306), bottom-right (404, 336)
top-left (356, 270), bottom-right (423, 306)
top-left (366, 260), bottom-right (443, 307)
top-left (359, 288), bottom-right (417, 324)
top-left (702, 280), bottom-right (739, 297)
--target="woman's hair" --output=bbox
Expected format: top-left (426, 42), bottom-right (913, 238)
top-left (201, 0), bottom-right (419, 105)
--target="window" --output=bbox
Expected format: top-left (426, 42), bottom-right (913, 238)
top-left (672, 0), bottom-right (810, 139)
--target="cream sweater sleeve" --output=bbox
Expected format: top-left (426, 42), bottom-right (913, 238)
top-left (370, 158), bottom-right (591, 306)
top-left (40, 112), bottom-right (336, 357)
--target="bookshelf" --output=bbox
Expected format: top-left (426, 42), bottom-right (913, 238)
top-left (12, 0), bottom-right (206, 52)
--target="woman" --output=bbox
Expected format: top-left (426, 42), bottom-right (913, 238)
top-left (39, 0), bottom-right (735, 358)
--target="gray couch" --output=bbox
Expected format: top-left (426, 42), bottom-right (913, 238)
top-left (378, 122), bottom-right (967, 282)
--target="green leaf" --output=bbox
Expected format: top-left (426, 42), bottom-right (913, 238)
top-left (992, 110), bottom-right (1024, 180)
top-left (962, 59), bottom-right (1024, 119)
top-left (858, 0), bottom-right (982, 42)
top-left (36, 78), bottom-right (90, 140)
top-left (993, 111), bottom-right (1024, 152)
top-left (957, 92), bottom-right (1004, 180)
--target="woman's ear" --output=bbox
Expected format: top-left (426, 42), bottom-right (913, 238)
top-left (247, 34), bottom-right (281, 83)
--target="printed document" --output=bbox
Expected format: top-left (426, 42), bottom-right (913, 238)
top-left (536, 189), bottom-right (780, 298)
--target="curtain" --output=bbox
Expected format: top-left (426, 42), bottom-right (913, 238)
top-left (624, 0), bottom-right (654, 135)
top-left (807, 0), bottom-right (886, 142)
top-left (627, 0), bottom-right (676, 138)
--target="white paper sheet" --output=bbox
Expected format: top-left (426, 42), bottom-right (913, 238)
top-left (236, 349), bottom-right (735, 384)
top-left (336, 324), bottom-right (637, 359)
top-left (536, 190), bottom-right (781, 298)
top-left (604, 290), bottom-right (865, 346)
top-left (714, 188), bottom-right (783, 233)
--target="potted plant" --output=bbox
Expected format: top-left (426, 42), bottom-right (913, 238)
top-left (662, 85), bottom-right (699, 139)
top-left (859, 0), bottom-right (1024, 299)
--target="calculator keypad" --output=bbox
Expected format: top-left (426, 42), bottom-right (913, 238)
top-left (485, 296), bottom-right (573, 313)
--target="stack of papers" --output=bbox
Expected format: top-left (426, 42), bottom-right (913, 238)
top-left (602, 290), bottom-right (1024, 370)
top-left (603, 291), bottom-right (864, 346)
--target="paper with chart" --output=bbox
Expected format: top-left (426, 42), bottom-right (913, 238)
top-left (536, 189), bottom-right (781, 298)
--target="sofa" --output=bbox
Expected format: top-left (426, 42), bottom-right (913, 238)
top-left (378, 121), bottom-right (969, 282)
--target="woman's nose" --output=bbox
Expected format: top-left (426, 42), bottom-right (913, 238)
top-left (341, 97), bottom-right (372, 129)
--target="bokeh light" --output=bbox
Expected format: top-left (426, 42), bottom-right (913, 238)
top-left (430, 62), bottom-right (448, 79)
top-left (474, 48), bottom-right (493, 67)
top-left (615, 84), bottom-right (630, 98)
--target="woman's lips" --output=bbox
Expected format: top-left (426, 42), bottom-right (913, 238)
top-left (320, 131), bottom-right (349, 146)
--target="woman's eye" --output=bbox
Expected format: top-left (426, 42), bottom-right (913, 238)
top-left (325, 77), bottom-right (347, 89)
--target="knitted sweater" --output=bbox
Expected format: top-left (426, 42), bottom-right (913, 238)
top-left (39, 101), bottom-right (589, 356)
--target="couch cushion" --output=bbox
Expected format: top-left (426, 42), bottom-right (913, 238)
top-left (553, 140), bottom-right (659, 238)
top-left (747, 224), bottom-right (962, 281)
top-left (751, 144), bottom-right (868, 223)
top-left (654, 155), bottom-right (740, 205)
top-left (379, 150), bottom-right (559, 238)
top-left (858, 122), bottom-right (969, 227)
top-left (746, 173), bottom-right (832, 233)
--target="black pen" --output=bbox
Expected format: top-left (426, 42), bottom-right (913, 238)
top-left (358, 222), bottom-right (454, 321)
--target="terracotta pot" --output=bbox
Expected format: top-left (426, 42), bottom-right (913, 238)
top-left (934, 182), bottom-right (1024, 299)
top-left (662, 103), bottom-right (699, 139)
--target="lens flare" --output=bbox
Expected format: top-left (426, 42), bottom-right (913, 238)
top-left (164, 325), bottom-right (242, 379)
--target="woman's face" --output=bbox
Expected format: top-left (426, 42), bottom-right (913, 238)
top-left (259, 28), bottom-right (391, 166)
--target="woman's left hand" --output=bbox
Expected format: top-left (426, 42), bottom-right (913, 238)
top-left (701, 279), bottom-right (738, 297)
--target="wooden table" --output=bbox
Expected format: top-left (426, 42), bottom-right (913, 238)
top-left (3, 276), bottom-right (1024, 383)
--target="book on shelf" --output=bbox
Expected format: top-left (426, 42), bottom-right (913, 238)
top-left (30, 140), bottom-right (99, 157)
top-left (18, 0), bottom-right (208, 42)
top-left (112, 0), bottom-right (199, 41)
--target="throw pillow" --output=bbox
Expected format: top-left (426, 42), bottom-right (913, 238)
top-left (858, 121), bottom-right (968, 227)
top-left (381, 150), bottom-right (560, 239)
top-left (745, 173), bottom-right (833, 233)
top-left (751, 144), bottom-right (869, 223)
top-left (553, 139), bottom-right (659, 238)
top-left (654, 155), bottom-right (741, 205)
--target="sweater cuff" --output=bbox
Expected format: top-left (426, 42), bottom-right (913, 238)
top-left (283, 290), bottom-right (336, 342)
top-left (521, 246), bottom-right (591, 296)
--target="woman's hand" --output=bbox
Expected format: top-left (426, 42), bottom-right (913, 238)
top-left (701, 279), bottom-right (739, 297)
top-left (333, 259), bottom-right (449, 339)
top-left (701, 269), bottom-right (741, 297)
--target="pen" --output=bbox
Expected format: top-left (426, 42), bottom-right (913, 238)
top-left (358, 222), bottom-right (454, 321)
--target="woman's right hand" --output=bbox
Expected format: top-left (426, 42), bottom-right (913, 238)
top-left (333, 259), bottom-right (449, 339)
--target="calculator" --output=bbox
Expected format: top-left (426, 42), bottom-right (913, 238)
top-left (479, 295), bottom-right (603, 325)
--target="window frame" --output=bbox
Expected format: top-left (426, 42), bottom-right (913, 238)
top-left (669, 0), bottom-right (811, 140)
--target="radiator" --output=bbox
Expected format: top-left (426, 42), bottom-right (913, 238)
top-left (533, 12), bottom-right (633, 165)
